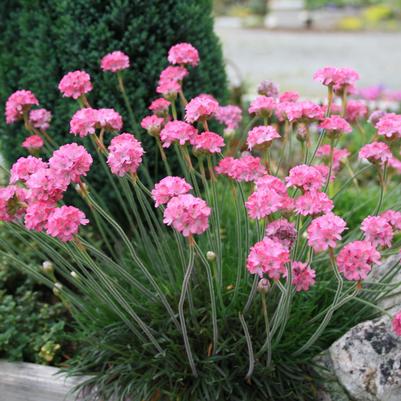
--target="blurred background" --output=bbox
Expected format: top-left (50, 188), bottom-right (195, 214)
top-left (213, 0), bottom-right (401, 97)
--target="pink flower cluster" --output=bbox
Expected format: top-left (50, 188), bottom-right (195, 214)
top-left (276, 100), bottom-right (324, 123)
top-left (359, 141), bottom-right (392, 165)
top-left (375, 113), bottom-right (401, 140)
top-left (192, 131), bottom-right (224, 154)
top-left (291, 262), bottom-right (316, 292)
top-left (337, 240), bottom-right (381, 281)
top-left (5, 90), bottom-right (39, 124)
top-left (246, 237), bottom-right (289, 280)
top-left (101, 51), bottom-right (130, 72)
top-left (286, 165), bottom-right (325, 192)
top-left (29, 108), bottom-right (52, 130)
top-left (22, 135), bottom-right (44, 150)
top-left (295, 191), bottom-right (333, 216)
top-left (152, 177), bottom-right (192, 207)
top-left (248, 96), bottom-right (276, 117)
top-left (141, 115), bottom-right (165, 136)
top-left (107, 133), bottom-right (144, 176)
top-left (58, 70), bottom-right (93, 99)
top-left (346, 100), bottom-right (368, 122)
top-left (185, 94), bottom-right (219, 123)
top-left (216, 155), bottom-right (266, 182)
top-left (157, 66), bottom-right (188, 97)
top-left (307, 213), bottom-right (347, 253)
top-left (149, 98), bottom-right (170, 116)
top-left (265, 218), bottom-right (297, 249)
top-left (247, 125), bottom-right (280, 150)
top-left (319, 116), bottom-right (352, 136)
top-left (392, 311), bottom-right (401, 336)
top-left (168, 43), bottom-right (199, 67)
top-left (215, 105), bottom-right (242, 130)
top-left (313, 66), bottom-right (360, 93)
top-left (163, 194), bottom-right (210, 237)
top-left (160, 121), bottom-right (197, 148)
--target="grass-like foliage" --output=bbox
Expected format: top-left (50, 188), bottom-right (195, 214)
top-left (1, 46), bottom-right (401, 400)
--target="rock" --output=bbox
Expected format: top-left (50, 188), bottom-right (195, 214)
top-left (328, 315), bottom-right (401, 401)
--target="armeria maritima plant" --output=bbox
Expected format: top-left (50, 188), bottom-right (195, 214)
top-left (2, 44), bottom-right (401, 401)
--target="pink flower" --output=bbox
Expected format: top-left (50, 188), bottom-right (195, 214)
top-left (392, 311), bottom-right (401, 336)
top-left (10, 156), bottom-right (47, 184)
top-left (160, 121), bottom-right (198, 148)
top-left (388, 156), bottom-right (401, 173)
top-left (247, 125), bottom-right (280, 150)
top-left (215, 155), bottom-right (266, 182)
top-left (26, 167), bottom-right (68, 203)
top-left (361, 215), bottom-right (393, 248)
top-left (70, 108), bottom-right (98, 137)
top-left (214, 105), bottom-right (242, 130)
top-left (185, 94), bottom-right (219, 123)
top-left (100, 51), bottom-right (130, 72)
top-left (159, 66), bottom-right (188, 82)
top-left (255, 174), bottom-right (287, 194)
top-left (246, 237), bottom-right (289, 279)
top-left (191, 131), bottom-right (224, 154)
top-left (156, 79), bottom-right (181, 97)
top-left (368, 110), bottom-right (386, 126)
top-left (337, 240), bottom-right (381, 281)
top-left (163, 194), bottom-right (211, 237)
top-left (381, 210), bottom-right (401, 231)
top-left (359, 86), bottom-right (383, 101)
top-left (141, 115), bottom-right (165, 136)
top-left (279, 91), bottom-right (299, 103)
top-left (46, 206), bottom-right (89, 242)
top-left (291, 262), bottom-right (316, 291)
top-left (149, 98), bottom-right (171, 115)
top-left (107, 133), bottom-right (144, 176)
top-left (5, 90), bottom-right (39, 124)
top-left (286, 164), bottom-right (325, 192)
top-left (49, 143), bottom-right (93, 184)
top-left (313, 67), bottom-right (360, 92)
top-left (359, 141), bottom-right (392, 165)
top-left (168, 43), bottom-right (200, 67)
top-left (258, 81), bottom-right (279, 98)
top-left (319, 116), bottom-right (352, 136)
top-left (58, 70), bottom-right (92, 99)
top-left (22, 135), bottom-right (44, 150)
top-left (307, 212), bottom-right (347, 253)
top-left (152, 177), bottom-right (192, 207)
top-left (29, 108), bottom-right (52, 130)
top-left (346, 100), bottom-right (368, 122)
top-left (317, 145), bottom-right (350, 171)
top-left (295, 191), bottom-right (333, 216)
top-left (96, 108), bottom-right (123, 132)
top-left (265, 218), bottom-right (297, 249)
top-left (245, 188), bottom-right (290, 219)
top-left (25, 201), bottom-right (56, 232)
top-left (0, 185), bottom-right (27, 222)
top-left (276, 101), bottom-right (323, 123)
top-left (248, 96), bottom-right (276, 117)
top-left (299, 101), bottom-right (325, 121)
top-left (375, 113), bottom-right (401, 140)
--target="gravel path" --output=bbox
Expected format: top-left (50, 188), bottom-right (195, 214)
top-left (215, 27), bottom-right (401, 97)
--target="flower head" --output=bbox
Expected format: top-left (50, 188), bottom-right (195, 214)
top-left (247, 125), bottom-right (280, 150)
top-left (246, 188), bottom-right (292, 220)
top-left (265, 218), bottom-right (297, 249)
top-left (307, 212), bottom-right (347, 253)
top-left (5, 90), bottom-right (39, 124)
top-left (10, 156), bottom-right (47, 184)
top-left (149, 98), bottom-right (171, 116)
top-left (168, 43), bottom-right (199, 67)
top-left (46, 206), bottom-right (89, 242)
top-left (346, 100), bottom-right (368, 122)
top-left (279, 91), bottom-right (299, 103)
top-left (359, 141), bottom-right (392, 165)
top-left (0, 185), bottom-right (27, 221)
top-left (392, 311), bottom-right (401, 336)
top-left (313, 66), bottom-right (360, 93)
top-left (29, 108), bottom-right (52, 130)
top-left (258, 81), bottom-right (279, 98)
top-left (317, 145), bottom-right (350, 171)
top-left (214, 105), bottom-right (242, 130)
top-left (185, 94), bottom-right (219, 124)
top-left (337, 240), bottom-right (381, 281)
top-left (163, 194), bottom-right (211, 237)
top-left (286, 164), bottom-right (325, 192)
top-left (22, 135), bottom-right (44, 150)
top-left (319, 116), bottom-right (352, 136)
top-left (248, 96), bottom-right (276, 117)
top-left (70, 108), bottom-right (98, 137)
top-left (107, 133), bottom-right (144, 176)
top-left (160, 121), bottom-right (198, 148)
top-left (255, 174), bottom-right (287, 194)
top-left (381, 210), bottom-right (401, 231)
top-left (291, 262), bottom-right (316, 292)
top-left (295, 191), bottom-right (333, 216)
top-left (361, 215), bottom-right (393, 248)
top-left (101, 51), bottom-right (130, 72)
top-left (191, 131), bottom-right (224, 154)
top-left (58, 70), bottom-right (92, 99)
top-left (25, 201), bottom-right (55, 232)
top-left (49, 143), bottom-right (93, 184)
top-left (375, 113), bottom-right (401, 140)
top-left (141, 115), bottom-right (165, 137)
top-left (152, 177), bottom-right (192, 207)
top-left (96, 108), bottom-right (123, 132)
top-left (215, 155), bottom-right (266, 182)
top-left (246, 237), bottom-right (289, 280)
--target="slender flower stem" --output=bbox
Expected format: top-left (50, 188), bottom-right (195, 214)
top-left (239, 312), bottom-right (255, 381)
top-left (117, 71), bottom-right (137, 130)
top-left (261, 293), bottom-right (272, 367)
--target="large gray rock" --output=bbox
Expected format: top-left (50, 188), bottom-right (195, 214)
top-left (329, 315), bottom-right (401, 401)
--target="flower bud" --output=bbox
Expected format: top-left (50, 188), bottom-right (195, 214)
top-left (368, 110), bottom-right (385, 126)
top-left (257, 80), bottom-right (279, 98)
top-left (206, 251), bottom-right (216, 262)
top-left (223, 128), bottom-right (235, 139)
top-left (53, 282), bottom-right (63, 296)
top-left (257, 278), bottom-right (271, 294)
top-left (70, 271), bottom-right (78, 279)
top-left (42, 261), bottom-right (54, 274)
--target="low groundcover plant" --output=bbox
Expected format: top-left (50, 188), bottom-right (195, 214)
top-left (2, 44), bottom-right (401, 400)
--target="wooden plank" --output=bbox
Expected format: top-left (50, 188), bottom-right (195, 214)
top-left (0, 361), bottom-right (86, 401)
